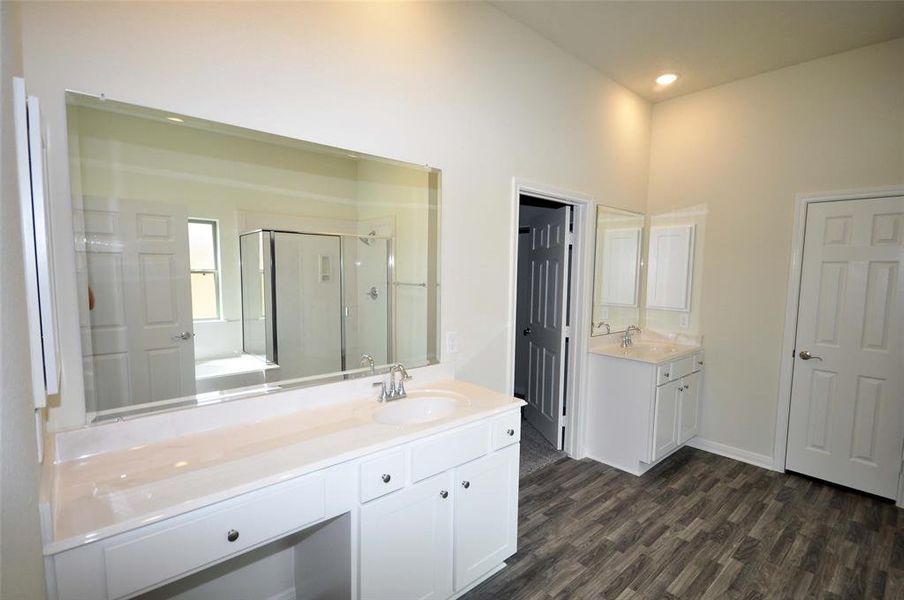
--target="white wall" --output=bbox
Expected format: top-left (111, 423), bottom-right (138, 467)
top-left (20, 1), bottom-right (652, 430)
top-left (647, 38), bottom-right (904, 460)
top-left (0, 1), bottom-right (48, 597)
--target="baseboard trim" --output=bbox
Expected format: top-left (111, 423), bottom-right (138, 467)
top-left (686, 437), bottom-right (776, 471)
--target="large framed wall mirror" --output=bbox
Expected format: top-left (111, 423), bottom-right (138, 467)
top-left (66, 92), bottom-right (440, 422)
top-left (591, 205), bottom-right (645, 335)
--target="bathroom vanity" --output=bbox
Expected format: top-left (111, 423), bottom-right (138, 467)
top-left (585, 339), bottom-right (704, 475)
top-left (41, 372), bottom-right (524, 600)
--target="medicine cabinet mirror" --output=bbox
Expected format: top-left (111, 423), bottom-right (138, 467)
top-left (590, 205), bottom-right (645, 336)
top-left (66, 92), bottom-right (440, 422)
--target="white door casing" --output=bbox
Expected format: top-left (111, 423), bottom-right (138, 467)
top-left (77, 197), bottom-right (196, 414)
top-left (786, 196), bottom-right (903, 499)
top-left (522, 205), bottom-right (571, 449)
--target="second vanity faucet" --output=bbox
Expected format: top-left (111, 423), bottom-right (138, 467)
top-left (374, 363), bottom-right (413, 402)
top-left (622, 325), bottom-right (641, 348)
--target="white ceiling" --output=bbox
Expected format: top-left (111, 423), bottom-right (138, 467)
top-left (491, 1), bottom-right (904, 102)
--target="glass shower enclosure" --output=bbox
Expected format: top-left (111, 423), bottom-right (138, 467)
top-left (240, 230), bottom-right (391, 382)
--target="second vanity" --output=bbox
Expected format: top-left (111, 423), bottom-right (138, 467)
top-left (41, 369), bottom-right (524, 600)
top-left (585, 338), bottom-right (705, 475)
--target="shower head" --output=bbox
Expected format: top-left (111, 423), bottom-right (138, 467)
top-left (359, 230), bottom-right (377, 246)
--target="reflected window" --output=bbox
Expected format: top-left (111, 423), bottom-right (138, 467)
top-left (189, 219), bottom-right (221, 320)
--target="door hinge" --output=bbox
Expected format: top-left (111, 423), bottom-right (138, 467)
top-left (564, 325), bottom-right (571, 339)
top-left (567, 232), bottom-right (576, 246)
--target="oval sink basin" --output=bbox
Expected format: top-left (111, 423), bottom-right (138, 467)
top-left (373, 392), bottom-right (467, 425)
top-left (626, 342), bottom-right (681, 354)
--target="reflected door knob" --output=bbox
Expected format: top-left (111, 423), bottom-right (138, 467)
top-left (799, 350), bottom-right (822, 361)
top-left (522, 327), bottom-right (532, 336)
top-left (172, 331), bottom-right (195, 341)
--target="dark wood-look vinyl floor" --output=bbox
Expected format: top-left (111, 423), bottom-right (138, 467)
top-left (463, 448), bottom-right (904, 600)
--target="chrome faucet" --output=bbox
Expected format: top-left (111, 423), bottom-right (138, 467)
top-left (373, 363), bottom-right (413, 402)
top-left (360, 353), bottom-right (375, 375)
top-left (622, 325), bottom-right (641, 348)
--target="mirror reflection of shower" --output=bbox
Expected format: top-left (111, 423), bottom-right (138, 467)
top-left (240, 229), bottom-right (392, 383)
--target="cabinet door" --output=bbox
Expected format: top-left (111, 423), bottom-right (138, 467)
top-left (679, 371), bottom-right (702, 444)
top-left (360, 472), bottom-right (453, 600)
top-left (453, 444), bottom-right (519, 592)
top-left (652, 380), bottom-right (681, 461)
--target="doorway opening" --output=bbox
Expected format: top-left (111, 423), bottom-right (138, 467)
top-left (513, 194), bottom-right (575, 476)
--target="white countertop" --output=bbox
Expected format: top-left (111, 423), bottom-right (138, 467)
top-left (46, 379), bottom-right (523, 555)
top-left (589, 339), bottom-right (702, 364)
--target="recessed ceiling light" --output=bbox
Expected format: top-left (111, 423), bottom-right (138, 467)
top-left (655, 73), bottom-right (679, 87)
top-left (166, 116), bottom-right (184, 123)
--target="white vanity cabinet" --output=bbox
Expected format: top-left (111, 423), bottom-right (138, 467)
top-left (359, 419), bottom-right (520, 600)
top-left (586, 348), bottom-right (704, 475)
top-left (360, 472), bottom-right (455, 600)
top-left (47, 406), bottom-right (522, 600)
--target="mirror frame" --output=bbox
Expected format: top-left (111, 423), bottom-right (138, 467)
top-left (590, 204), bottom-right (646, 337)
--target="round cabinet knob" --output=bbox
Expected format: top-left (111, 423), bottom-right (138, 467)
top-left (381, 473), bottom-right (391, 483)
top-left (664, 372), bottom-right (670, 378)
top-left (227, 529), bottom-right (239, 543)
top-left (506, 428), bottom-right (515, 437)
top-left (440, 490), bottom-right (448, 499)
top-left (461, 480), bottom-right (470, 489)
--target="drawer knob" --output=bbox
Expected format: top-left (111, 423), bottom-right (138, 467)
top-left (506, 428), bottom-right (515, 436)
top-left (227, 529), bottom-right (239, 543)
top-left (440, 490), bottom-right (448, 499)
top-left (461, 480), bottom-right (470, 489)
top-left (664, 372), bottom-right (670, 377)
top-left (698, 360), bottom-right (704, 366)
top-left (381, 473), bottom-right (391, 483)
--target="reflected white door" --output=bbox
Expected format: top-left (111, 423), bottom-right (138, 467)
top-left (523, 205), bottom-right (571, 449)
top-left (77, 197), bottom-right (196, 413)
top-left (787, 196), bottom-right (904, 498)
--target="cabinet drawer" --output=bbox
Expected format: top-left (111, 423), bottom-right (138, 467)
top-left (491, 411), bottom-right (521, 450)
top-left (670, 356), bottom-right (695, 381)
top-left (104, 474), bottom-right (325, 599)
top-left (360, 450), bottom-right (405, 503)
top-left (410, 422), bottom-right (490, 483)
top-left (656, 363), bottom-right (672, 386)
top-left (693, 352), bottom-right (705, 372)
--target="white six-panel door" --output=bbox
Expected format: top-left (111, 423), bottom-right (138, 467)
top-left (787, 196), bottom-right (903, 498)
top-left (77, 197), bottom-right (196, 413)
top-left (523, 205), bottom-right (571, 449)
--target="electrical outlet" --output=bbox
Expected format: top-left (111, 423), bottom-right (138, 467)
top-left (446, 331), bottom-right (459, 354)
top-left (679, 313), bottom-right (690, 329)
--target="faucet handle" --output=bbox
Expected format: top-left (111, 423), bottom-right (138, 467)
top-left (373, 380), bottom-right (389, 402)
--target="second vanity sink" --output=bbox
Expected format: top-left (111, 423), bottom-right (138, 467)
top-left (373, 390), bottom-right (470, 425)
